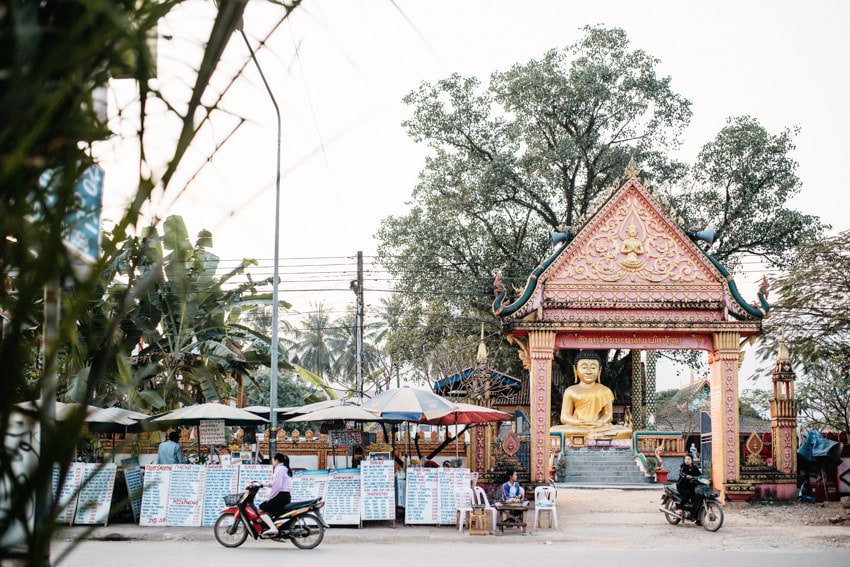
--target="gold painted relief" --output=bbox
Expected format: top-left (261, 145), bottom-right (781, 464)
top-left (550, 189), bottom-right (715, 285)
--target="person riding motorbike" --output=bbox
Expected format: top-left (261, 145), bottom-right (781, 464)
top-left (258, 453), bottom-right (293, 536)
top-left (676, 454), bottom-right (701, 518)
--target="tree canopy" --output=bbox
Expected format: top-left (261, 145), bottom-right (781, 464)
top-left (376, 25), bottom-right (828, 380)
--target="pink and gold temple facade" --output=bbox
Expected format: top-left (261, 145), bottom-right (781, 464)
top-left (493, 162), bottom-right (778, 499)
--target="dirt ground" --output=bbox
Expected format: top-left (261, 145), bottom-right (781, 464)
top-left (552, 487), bottom-right (850, 551)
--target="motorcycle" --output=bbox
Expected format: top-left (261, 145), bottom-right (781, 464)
top-left (659, 476), bottom-right (724, 532)
top-left (214, 481), bottom-right (329, 549)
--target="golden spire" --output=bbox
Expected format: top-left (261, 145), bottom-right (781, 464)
top-left (476, 323), bottom-right (488, 363)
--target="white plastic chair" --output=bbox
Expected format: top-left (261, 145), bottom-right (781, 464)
top-left (533, 485), bottom-right (558, 529)
top-left (455, 486), bottom-right (474, 532)
top-left (472, 485), bottom-right (498, 533)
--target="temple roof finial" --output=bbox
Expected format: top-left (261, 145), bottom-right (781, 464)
top-left (476, 323), bottom-right (488, 363)
top-left (624, 158), bottom-right (639, 180)
top-left (777, 326), bottom-right (790, 363)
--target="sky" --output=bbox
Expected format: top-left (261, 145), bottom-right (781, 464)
top-left (99, 0), bottom-right (850, 391)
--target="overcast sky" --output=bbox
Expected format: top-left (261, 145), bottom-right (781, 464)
top-left (101, 0), bottom-right (849, 390)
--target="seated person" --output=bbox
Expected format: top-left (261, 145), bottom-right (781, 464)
top-left (550, 350), bottom-right (632, 439)
top-left (499, 469), bottom-right (525, 523)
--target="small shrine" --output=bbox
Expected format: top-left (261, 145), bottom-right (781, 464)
top-left (491, 161), bottom-right (792, 500)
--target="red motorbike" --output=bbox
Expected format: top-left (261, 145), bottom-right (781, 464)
top-left (214, 481), bottom-right (328, 549)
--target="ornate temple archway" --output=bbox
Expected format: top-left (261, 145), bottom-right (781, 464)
top-left (492, 162), bottom-right (771, 499)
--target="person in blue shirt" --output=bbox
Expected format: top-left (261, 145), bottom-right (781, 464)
top-left (156, 431), bottom-right (186, 465)
top-left (501, 469), bottom-right (525, 501)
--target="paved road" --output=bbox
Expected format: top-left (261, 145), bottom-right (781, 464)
top-left (44, 486), bottom-right (850, 566)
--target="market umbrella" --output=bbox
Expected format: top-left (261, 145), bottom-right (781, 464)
top-left (361, 388), bottom-right (457, 421)
top-left (421, 402), bottom-right (512, 459)
top-left (15, 400), bottom-right (100, 421)
top-left (86, 406), bottom-right (149, 432)
top-left (243, 398), bottom-right (359, 421)
top-left (421, 402), bottom-right (512, 426)
top-left (147, 403), bottom-right (269, 427)
top-left (284, 404), bottom-right (386, 423)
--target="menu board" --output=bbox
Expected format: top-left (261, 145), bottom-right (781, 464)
top-left (52, 463), bottom-right (84, 524)
top-left (166, 465), bottom-right (206, 526)
top-left (122, 458), bottom-right (143, 522)
top-left (437, 468), bottom-right (470, 525)
top-left (292, 470), bottom-right (329, 501)
top-left (199, 419), bottom-right (226, 446)
top-left (139, 465), bottom-right (171, 526)
top-left (360, 461), bottom-right (395, 521)
top-left (237, 464), bottom-right (273, 507)
top-left (74, 464), bottom-right (117, 525)
top-left (323, 469), bottom-right (361, 525)
top-left (404, 467), bottom-right (439, 525)
top-left (201, 466), bottom-right (239, 526)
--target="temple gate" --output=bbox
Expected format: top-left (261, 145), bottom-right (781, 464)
top-left (492, 162), bottom-right (770, 499)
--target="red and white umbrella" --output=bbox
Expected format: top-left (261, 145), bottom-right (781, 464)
top-left (421, 402), bottom-right (511, 426)
top-left (361, 388), bottom-right (456, 422)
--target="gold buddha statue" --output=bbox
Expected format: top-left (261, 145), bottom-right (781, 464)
top-left (550, 351), bottom-right (632, 439)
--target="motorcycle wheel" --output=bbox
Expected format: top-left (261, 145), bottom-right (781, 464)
top-left (214, 512), bottom-right (249, 548)
top-left (662, 499), bottom-right (681, 525)
top-left (289, 512), bottom-right (325, 549)
top-left (700, 501), bottom-right (724, 532)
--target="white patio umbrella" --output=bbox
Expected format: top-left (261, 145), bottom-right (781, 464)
top-left (361, 388), bottom-right (457, 421)
top-left (147, 403), bottom-right (269, 427)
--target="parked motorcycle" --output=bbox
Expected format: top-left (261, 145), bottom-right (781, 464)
top-left (659, 476), bottom-right (724, 532)
top-left (214, 481), bottom-right (328, 549)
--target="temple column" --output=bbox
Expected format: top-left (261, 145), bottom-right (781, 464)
top-left (709, 331), bottom-right (742, 496)
top-left (770, 338), bottom-right (797, 475)
top-left (631, 351), bottom-right (645, 430)
top-left (646, 350), bottom-right (658, 430)
top-left (528, 330), bottom-right (556, 484)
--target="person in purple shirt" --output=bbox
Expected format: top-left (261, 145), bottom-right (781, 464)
top-left (258, 453), bottom-right (292, 536)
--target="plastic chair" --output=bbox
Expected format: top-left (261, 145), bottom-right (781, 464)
top-left (533, 485), bottom-right (558, 529)
top-left (472, 485), bottom-right (498, 532)
top-left (455, 487), bottom-right (474, 532)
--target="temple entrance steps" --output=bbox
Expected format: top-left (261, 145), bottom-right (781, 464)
top-left (560, 447), bottom-right (652, 484)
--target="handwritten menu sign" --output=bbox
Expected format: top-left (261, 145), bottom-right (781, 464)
top-left (437, 468), bottom-right (470, 525)
top-left (74, 464), bottom-right (117, 525)
top-left (404, 467), bottom-right (439, 525)
top-left (292, 470), bottom-right (329, 501)
top-left (237, 464), bottom-right (273, 507)
top-left (360, 460), bottom-right (394, 521)
top-left (139, 465), bottom-right (171, 526)
top-left (166, 465), bottom-right (206, 526)
top-left (52, 463), bottom-right (84, 524)
top-left (323, 469), bottom-right (361, 525)
top-left (201, 466), bottom-right (239, 526)
top-left (122, 457), bottom-right (143, 522)
top-left (199, 419), bottom-right (226, 446)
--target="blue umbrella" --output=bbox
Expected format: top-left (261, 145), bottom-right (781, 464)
top-left (361, 388), bottom-right (456, 422)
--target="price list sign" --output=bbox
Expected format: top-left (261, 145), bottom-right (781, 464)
top-left (292, 470), bottom-right (329, 501)
top-left (201, 466), bottom-right (239, 526)
top-left (437, 468), bottom-right (471, 525)
top-left (323, 469), bottom-right (361, 525)
top-left (404, 467), bottom-right (439, 525)
top-left (360, 460), bottom-right (395, 521)
top-left (139, 465), bottom-right (172, 526)
top-left (122, 458), bottom-right (143, 522)
top-left (166, 465), bottom-right (206, 526)
top-left (237, 464), bottom-right (273, 507)
top-left (52, 463), bottom-right (84, 524)
top-left (199, 419), bottom-right (226, 446)
top-left (74, 464), bottom-right (117, 525)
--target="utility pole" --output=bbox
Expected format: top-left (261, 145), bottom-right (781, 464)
top-left (351, 251), bottom-right (364, 398)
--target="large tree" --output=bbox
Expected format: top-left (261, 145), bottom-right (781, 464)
top-left (756, 230), bottom-right (850, 433)
top-left (376, 25), bottom-right (827, 381)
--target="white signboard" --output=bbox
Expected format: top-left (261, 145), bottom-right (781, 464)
top-left (202, 466), bottom-right (239, 526)
top-left (122, 457), bottom-right (143, 522)
top-left (405, 467), bottom-right (439, 525)
top-left (292, 470), bottom-right (329, 501)
top-left (437, 468), bottom-right (471, 525)
top-left (166, 465), bottom-right (206, 526)
top-left (237, 464), bottom-right (273, 507)
top-left (360, 460), bottom-right (395, 521)
top-left (199, 419), bottom-right (226, 446)
top-left (52, 463), bottom-right (84, 524)
top-left (74, 463), bottom-right (117, 525)
top-left (323, 468), bottom-right (361, 525)
top-left (139, 465), bottom-right (171, 526)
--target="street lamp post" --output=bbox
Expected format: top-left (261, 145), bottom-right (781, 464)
top-left (237, 26), bottom-right (281, 457)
